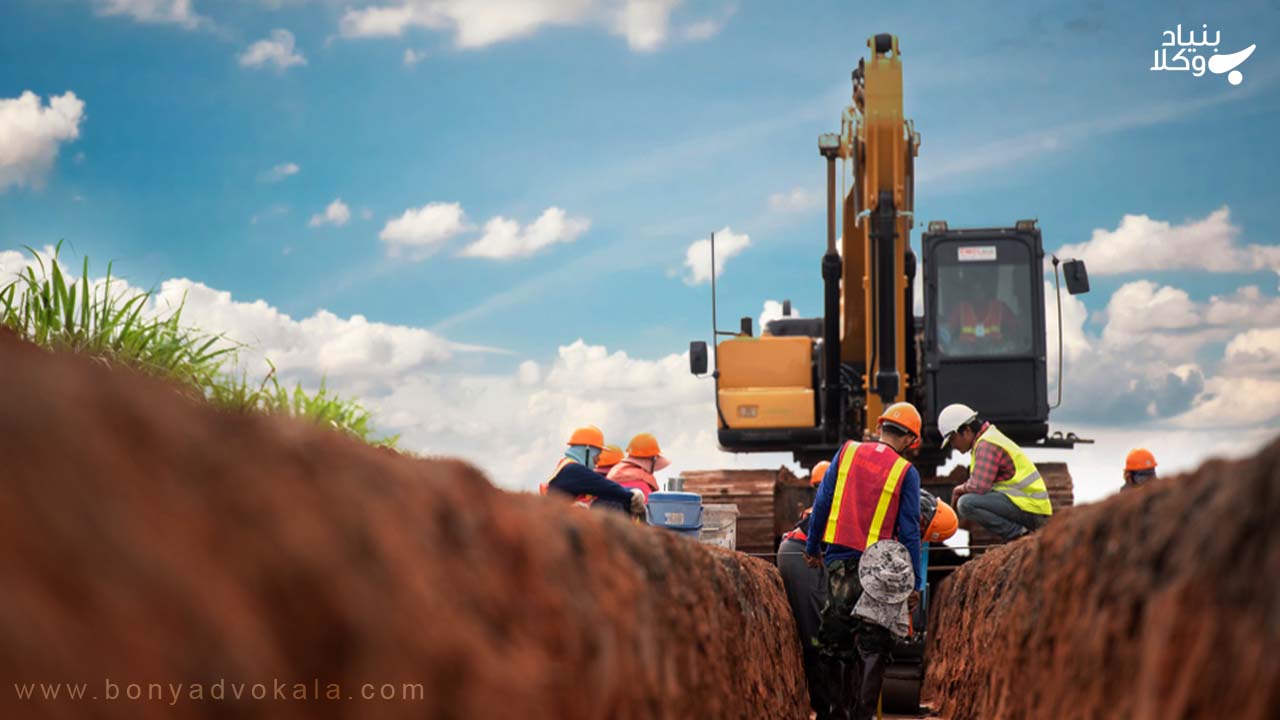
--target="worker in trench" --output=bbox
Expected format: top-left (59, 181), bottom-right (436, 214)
top-left (594, 444), bottom-right (624, 478)
top-left (1122, 448), bottom-right (1158, 490)
top-left (606, 433), bottom-right (669, 501)
top-left (541, 426), bottom-right (646, 517)
top-left (938, 403), bottom-right (1053, 541)
top-left (776, 461), bottom-right (832, 717)
top-left (804, 403), bottom-right (925, 720)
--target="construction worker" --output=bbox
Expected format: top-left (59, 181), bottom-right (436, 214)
top-left (543, 426), bottom-right (645, 517)
top-left (939, 403), bottom-right (1052, 541)
top-left (595, 444), bottom-right (624, 477)
top-left (1123, 448), bottom-right (1158, 490)
top-left (940, 266), bottom-right (1022, 355)
top-left (777, 460), bottom-right (832, 716)
top-left (607, 433), bottom-right (669, 501)
top-left (804, 403), bottom-right (924, 720)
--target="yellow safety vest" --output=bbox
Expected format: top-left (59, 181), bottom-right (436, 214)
top-left (969, 425), bottom-right (1052, 516)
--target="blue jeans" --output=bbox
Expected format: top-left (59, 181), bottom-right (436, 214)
top-left (957, 491), bottom-right (1048, 541)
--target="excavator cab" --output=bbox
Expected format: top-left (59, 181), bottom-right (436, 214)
top-left (920, 220), bottom-right (1088, 449)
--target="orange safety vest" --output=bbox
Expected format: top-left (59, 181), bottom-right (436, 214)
top-left (958, 300), bottom-right (1006, 343)
top-left (782, 508), bottom-right (813, 543)
top-left (540, 457), bottom-right (596, 508)
top-left (822, 441), bottom-right (912, 551)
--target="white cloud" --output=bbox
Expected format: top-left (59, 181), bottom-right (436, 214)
top-left (1044, 279), bottom-right (1090, 386)
top-left (1221, 328), bottom-right (1280, 376)
top-left (1048, 273), bottom-right (1280, 426)
top-left (260, 161), bottom-right (299, 183)
top-left (1100, 281), bottom-right (1202, 346)
top-left (339, 0), bottom-right (592, 48)
top-left (0, 246), bottom-right (488, 394)
top-left (4, 244), bottom-right (1272, 498)
top-left (379, 201), bottom-right (472, 258)
top-left (682, 226), bottom-right (750, 285)
top-left (1058, 206), bottom-right (1280, 276)
top-left (767, 186), bottom-right (819, 213)
top-left (94, 0), bottom-right (205, 29)
top-left (0, 91), bottom-right (86, 192)
top-left (612, 0), bottom-right (679, 51)
top-left (1171, 376), bottom-right (1280, 429)
top-left (337, 0), bottom-right (702, 52)
top-left (239, 29), bottom-right (308, 70)
top-left (148, 280), bottom-right (495, 389)
top-left (308, 198), bottom-right (351, 228)
top-left (1203, 285), bottom-right (1280, 326)
top-left (459, 207), bottom-right (590, 260)
top-left (403, 48), bottom-right (427, 66)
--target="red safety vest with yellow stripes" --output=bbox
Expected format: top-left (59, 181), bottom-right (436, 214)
top-left (958, 300), bottom-right (1007, 343)
top-left (539, 458), bottom-right (596, 509)
top-left (822, 440), bottom-right (912, 551)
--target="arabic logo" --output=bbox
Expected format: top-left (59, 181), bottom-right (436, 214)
top-left (1151, 24), bottom-right (1256, 85)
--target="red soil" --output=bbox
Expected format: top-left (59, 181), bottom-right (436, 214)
top-left (926, 437), bottom-right (1280, 719)
top-left (0, 331), bottom-right (807, 719)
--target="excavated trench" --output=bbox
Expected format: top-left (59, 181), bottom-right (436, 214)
top-left (0, 332), bottom-right (807, 720)
top-left (926, 436), bottom-right (1280, 720)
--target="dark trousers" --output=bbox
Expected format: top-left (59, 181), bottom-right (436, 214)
top-left (776, 538), bottom-right (831, 714)
top-left (956, 490), bottom-right (1049, 541)
top-left (815, 558), bottom-right (894, 720)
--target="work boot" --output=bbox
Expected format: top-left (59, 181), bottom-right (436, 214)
top-left (853, 651), bottom-right (889, 720)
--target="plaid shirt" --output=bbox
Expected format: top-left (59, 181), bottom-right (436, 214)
top-left (960, 423), bottom-right (1015, 494)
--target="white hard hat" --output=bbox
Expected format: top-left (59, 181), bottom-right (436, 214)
top-left (938, 403), bottom-right (979, 448)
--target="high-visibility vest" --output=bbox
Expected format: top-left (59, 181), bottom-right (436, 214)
top-left (969, 425), bottom-right (1053, 516)
top-left (958, 301), bottom-right (1006, 342)
top-left (782, 509), bottom-right (813, 543)
top-left (822, 441), bottom-right (912, 551)
top-left (541, 458), bottom-right (596, 508)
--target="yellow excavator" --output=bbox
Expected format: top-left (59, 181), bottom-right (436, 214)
top-left (687, 33), bottom-right (1092, 712)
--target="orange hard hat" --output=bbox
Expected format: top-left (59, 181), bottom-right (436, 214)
top-left (878, 402), bottom-right (922, 437)
top-left (626, 433), bottom-right (663, 458)
top-left (924, 499), bottom-right (958, 542)
top-left (810, 461), bottom-right (831, 487)
top-left (597, 444), bottom-right (624, 467)
top-left (1125, 448), bottom-right (1157, 472)
top-left (567, 425), bottom-right (605, 449)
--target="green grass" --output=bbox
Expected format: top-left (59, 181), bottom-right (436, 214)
top-left (1, 243), bottom-right (397, 448)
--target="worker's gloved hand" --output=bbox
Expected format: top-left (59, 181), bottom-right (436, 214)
top-left (950, 486), bottom-right (963, 507)
top-left (628, 489), bottom-right (646, 517)
top-left (908, 590), bottom-right (921, 612)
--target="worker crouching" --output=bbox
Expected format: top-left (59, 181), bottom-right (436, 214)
top-left (938, 403), bottom-right (1052, 541)
top-left (804, 403), bottom-right (924, 720)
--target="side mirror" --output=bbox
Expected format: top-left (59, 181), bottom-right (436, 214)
top-left (689, 341), bottom-right (708, 376)
top-left (1063, 259), bottom-right (1090, 295)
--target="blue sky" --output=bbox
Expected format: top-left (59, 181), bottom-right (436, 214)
top-left (3, 0), bottom-right (1279, 496)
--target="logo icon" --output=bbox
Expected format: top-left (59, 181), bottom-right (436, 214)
top-left (1150, 24), bottom-right (1256, 85)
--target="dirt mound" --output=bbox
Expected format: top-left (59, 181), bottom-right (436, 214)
top-left (0, 332), bottom-right (807, 719)
top-left (926, 438), bottom-right (1280, 720)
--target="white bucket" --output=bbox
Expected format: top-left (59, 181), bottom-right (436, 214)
top-left (699, 503), bottom-right (740, 550)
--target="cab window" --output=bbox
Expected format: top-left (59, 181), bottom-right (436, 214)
top-left (935, 243), bottom-right (1034, 358)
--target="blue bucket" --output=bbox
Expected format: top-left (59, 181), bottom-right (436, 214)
top-left (646, 491), bottom-right (703, 531)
